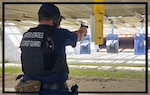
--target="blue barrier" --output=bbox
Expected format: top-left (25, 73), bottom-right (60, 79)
top-left (134, 33), bottom-right (145, 55)
top-left (106, 34), bottom-right (119, 53)
top-left (80, 35), bottom-right (91, 54)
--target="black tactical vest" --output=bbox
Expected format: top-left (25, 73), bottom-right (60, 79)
top-left (20, 25), bottom-right (68, 76)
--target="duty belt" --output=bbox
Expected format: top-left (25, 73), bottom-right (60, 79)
top-left (42, 82), bottom-right (68, 90)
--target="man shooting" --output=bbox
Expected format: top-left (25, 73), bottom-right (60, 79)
top-left (16, 3), bottom-right (87, 95)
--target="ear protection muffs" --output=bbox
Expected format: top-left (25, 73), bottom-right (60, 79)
top-left (52, 15), bottom-right (62, 27)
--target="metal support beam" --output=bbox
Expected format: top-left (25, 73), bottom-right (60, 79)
top-left (110, 19), bottom-right (114, 34)
top-left (94, 0), bottom-right (105, 45)
top-left (140, 19), bottom-right (144, 34)
top-left (90, 14), bottom-right (94, 42)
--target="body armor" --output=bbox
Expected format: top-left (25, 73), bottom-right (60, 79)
top-left (20, 25), bottom-right (68, 76)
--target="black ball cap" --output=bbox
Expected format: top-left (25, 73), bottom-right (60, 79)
top-left (38, 3), bottom-right (64, 19)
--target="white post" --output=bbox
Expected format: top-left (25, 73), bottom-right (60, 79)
top-left (140, 19), bottom-right (144, 34)
top-left (90, 14), bottom-right (94, 42)
top-left (111, 20), bottom-right (114, 34)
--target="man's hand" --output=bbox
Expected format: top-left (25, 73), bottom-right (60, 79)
top-left (75, 27), bottom-right (88, 41)
top-left (79, 27), bottom-right (87, 36)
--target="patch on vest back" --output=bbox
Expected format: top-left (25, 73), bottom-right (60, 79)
top-left (20, 32), bottom-right (44, 48)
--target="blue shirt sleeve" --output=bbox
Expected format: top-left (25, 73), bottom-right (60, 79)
top-left (60, 29), bottom-right (78, 47)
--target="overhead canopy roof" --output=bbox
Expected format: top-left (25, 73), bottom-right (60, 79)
top-left (0, 0), bottom-right (150, 34)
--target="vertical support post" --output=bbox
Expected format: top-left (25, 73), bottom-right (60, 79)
top-left (140, 19), bottom-right (144, 34)
top-left (110, 20), bottom-right (114, 34)
top-left (94, 0), bottom-right (105, 45)
top-left (90, 14), bottom-right (94, 42)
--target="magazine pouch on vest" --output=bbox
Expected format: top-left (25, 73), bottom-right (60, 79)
top-left (20, 26), bottom-right (63, 76)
